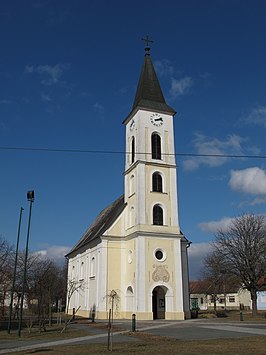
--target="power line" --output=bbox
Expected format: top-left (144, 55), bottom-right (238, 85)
top-left (1, 145), bottom-right (266, 159)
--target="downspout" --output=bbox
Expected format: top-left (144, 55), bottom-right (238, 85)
top-left (186, 241), bottom-right (192, 316)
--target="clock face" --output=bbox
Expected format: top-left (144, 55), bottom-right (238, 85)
top-left (150, 113), bottom-right (163, 127)
top-left (129, 119), bottom-right (135, 131)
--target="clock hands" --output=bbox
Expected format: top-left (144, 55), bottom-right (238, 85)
top-left (150, 114), bottom-right (164, 126)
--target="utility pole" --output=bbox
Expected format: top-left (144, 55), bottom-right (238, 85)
top-left (18, 191), bottom-right (34, 337)
top-left (7, 207), bottom-right (24, 334)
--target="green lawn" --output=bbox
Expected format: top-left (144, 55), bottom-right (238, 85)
top-left (6, 335), bottom-right (266, 354)
top-left (1, 311), bottom-right (266, 354)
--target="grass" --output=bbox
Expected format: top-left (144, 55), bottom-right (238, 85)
top-left (198, 310), bottom-right (266, 322)
top-left (0, 321), bottom-right (124, 342)
top-left (6, 335), bottom-right (266, 354)
top-left (1, 312), bottom-right (266, 354)
top-left (0, 324), bottom-right (90, 341)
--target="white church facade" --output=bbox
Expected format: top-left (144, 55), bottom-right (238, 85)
top-left (66, 43), bottom-right (191, 320)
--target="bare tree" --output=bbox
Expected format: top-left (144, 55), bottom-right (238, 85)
top-left (65, 279), bottom-right (85, 318)
top-left (105, 289), bottom-right (120, 352)
top-left (10, 252), bottom-right (67, 330)
top-left (203, 251), bottom-right (241, 312)
top-left (61, 278), bottom-right (85, 332)
top-left (208, 214), bottom-right (266, 315)
top-left (0, 236), bottom-right (13, 275)
top-left (26, 257), bottom-right (63, 329)
top-left (0, 236), bottom-right (14, 318)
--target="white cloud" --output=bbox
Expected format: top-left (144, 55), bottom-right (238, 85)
top-left (41, 93), bottom-right (52, 102)
top-left (199, 72), bottom-right (211, 80)
top-left (183, 133), bottom-right (250, 171)
top-left (0, 121), bottom-right (7, 130)
top-left (170, 76), bottom-right (193, 98)
top-left (182, 159), bottom-right (199, 171)
top-left (81, 91), bottom-right (91, 98)
top-left (188, 242), bottom-right (213, 279)
top-left (199, 72), bottom-right (212, 87)
top-left (229, 167), bottom-right (266, 195)
top-left (198, 217), bottom-right (233, 233)
top-left (25, 64), bottom-right (69, 85)
top-left (93, 102), bottom-right (104, 113)
top-left (250, 196), bottom-right (266, 205)
top-left (0, 99), bottom-right (13, 104)
top-left (245, 106), bottom-right (266, 127)
top-left (34, 245), bottom-right (70, 265)
top-left (154, 59), bottom-right (174, 76)
top-left (25, 65), bottom-right (34, 73)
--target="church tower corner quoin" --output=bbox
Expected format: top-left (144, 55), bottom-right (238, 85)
top-left (66, 40), bottom-right (191, 321)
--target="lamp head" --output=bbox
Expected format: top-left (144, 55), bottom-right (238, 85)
top-left (27, 190), bottom-right (35, 202)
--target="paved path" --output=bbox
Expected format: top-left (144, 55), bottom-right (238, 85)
top-left (0, 319), bottom-right (266, 354)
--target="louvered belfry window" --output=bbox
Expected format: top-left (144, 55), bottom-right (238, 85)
top-left (152, 172), bottom-right (162, 192)
top-left (153, 205), bottom-right (163, 225)
top-left (151, 133), bottom-right (161, 160)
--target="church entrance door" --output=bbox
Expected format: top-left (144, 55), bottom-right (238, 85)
top-left (152, 286), bottom-right (165, 319)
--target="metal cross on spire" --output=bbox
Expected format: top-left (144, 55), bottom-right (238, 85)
top-left (141, 34), bottom-right (154, 54)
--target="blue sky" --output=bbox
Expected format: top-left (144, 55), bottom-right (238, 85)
top-left (1, 0), bottom-right (266, 279)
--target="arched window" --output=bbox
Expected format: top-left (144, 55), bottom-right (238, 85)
top-left (153, 205), bottom-right (163, 225)
top-left (90, 257), bottom-right (95, 277)
top-left (151, 133), bottom-right (161, 160)
top-left (152, 172), bottom-right (162, 192)
top-left (126, 286), bottom-right (134, 311)
top-left (80, 261), bottom-right (84, 280)
top-left (131, 137), bottom-right (135, 164)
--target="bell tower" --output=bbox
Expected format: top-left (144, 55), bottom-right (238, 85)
top-left (122, 40), bottom-right (190, 320)
top-left (123, 42), bottom-right (180, 234)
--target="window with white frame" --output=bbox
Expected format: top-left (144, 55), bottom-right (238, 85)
top-left (80, 261), bottom-right (84, 280)
top-left (152, 172), bottom-right (163, 192)
top-left (90, 257), bottom-right (95, 278)
top-left (153, 204), bottom-right (163, 225)
top-left (151, 133), bottom-right (161, 160)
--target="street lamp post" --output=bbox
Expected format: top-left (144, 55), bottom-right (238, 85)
top-left (7, 207), bottom-right (24, 334)
top-left (18, 191), bottom-right (34, 337)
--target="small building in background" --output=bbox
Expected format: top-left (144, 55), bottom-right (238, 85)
top-left (257, 291), bottom-right (266, 310)
top-left (190, 280), bottom-right (251, 311)
top-left (256, 277), bottom-right (266, 311)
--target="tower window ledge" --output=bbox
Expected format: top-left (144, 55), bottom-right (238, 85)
top-left (150, 191), bottom-right (168, 195)
top-left (152, 224), bottom-right (168, 227)
top-left (89, 276), bottom-right (95, 280)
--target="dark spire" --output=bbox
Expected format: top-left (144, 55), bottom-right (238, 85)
top-left (132, 37), bottom-right (176, 115)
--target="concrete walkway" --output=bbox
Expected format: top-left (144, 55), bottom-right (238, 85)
top-left (0, 319), bottom-right (266, 354)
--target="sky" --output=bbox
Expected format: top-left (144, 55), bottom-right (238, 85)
top-left (1, 0), bottom-right (266, 279)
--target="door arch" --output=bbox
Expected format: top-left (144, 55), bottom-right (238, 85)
top-left (152, 286), bottom-right (166, 319)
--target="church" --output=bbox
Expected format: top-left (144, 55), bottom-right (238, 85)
top-left (66, 41), bottom-right (191, 320)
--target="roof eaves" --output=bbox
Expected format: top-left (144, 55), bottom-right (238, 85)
top-left (66, 195), bottom-right (126, 257)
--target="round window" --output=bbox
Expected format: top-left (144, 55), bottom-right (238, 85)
top-left (155, 249), bottom-right (163, 260)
